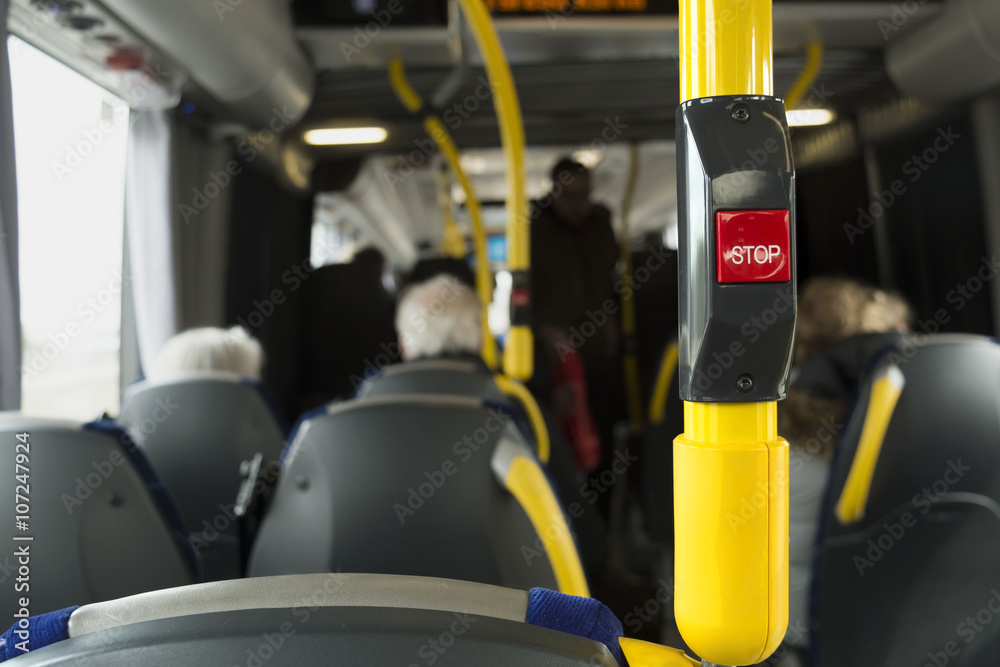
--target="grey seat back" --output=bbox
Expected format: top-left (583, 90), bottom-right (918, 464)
top-left (0, 414), bottom-right (198, 619)
top-left (119, 372), bottom-right (286, 580)
top-left (8, 574), bottom-right (621, 666)
top-left (355, 359), bottom-right (506, 401)
top-left (249, 396), bottom-right (558, 591)
top-left (813, 335), bottom-right (1000, 666)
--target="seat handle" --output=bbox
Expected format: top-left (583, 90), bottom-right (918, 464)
top-left (835, 365), bottom-right (906, 525)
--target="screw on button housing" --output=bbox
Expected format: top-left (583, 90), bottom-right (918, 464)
top-left (731, 103), bottom-right (751, 123)
top-left (736, 374), bottom-right (754, 393)
top-left (295, 475), bottom-right (310, 490)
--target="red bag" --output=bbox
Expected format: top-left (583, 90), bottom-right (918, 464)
top-left (550, 347), bottom-right (601, 473)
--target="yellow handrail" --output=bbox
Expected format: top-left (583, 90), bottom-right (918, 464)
top-left (784, 41), bottom-right (824, 110)
top-left (387, 59), bottom-right (498, 370)
top-left (454, 0), bottom-right (532, 381)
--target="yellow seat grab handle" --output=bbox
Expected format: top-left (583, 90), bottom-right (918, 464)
top-left (835, 365), bottom-right (906, 525)
top-left (619, 638), bottom-right (700, 666)
top-left (490, 438), bottom-right (589, 597)
top-left (494, 374), bottom-right (550, 464)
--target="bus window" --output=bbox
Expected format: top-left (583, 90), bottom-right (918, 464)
top-left (8, 35), bottom-right (129, 420)
top-left (310, 193), bottom-right (362, 269)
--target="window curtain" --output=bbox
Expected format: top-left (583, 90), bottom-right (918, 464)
top-left (171, 118), bottom-right (232, 330)
top-left (125, 110), bottom-right (179, 371)
top-left (0, 0), bottom-right (22, 410)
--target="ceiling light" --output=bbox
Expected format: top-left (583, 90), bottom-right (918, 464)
top-left (303, 127), bottom-right (387, 146)
top-left (786, 109), bottom-right (836, 127)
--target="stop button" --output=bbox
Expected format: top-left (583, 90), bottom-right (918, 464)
top-left (716, 210), bottom-right (790, 283)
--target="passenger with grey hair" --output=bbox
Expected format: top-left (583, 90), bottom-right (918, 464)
top-left (395, 274), bottom-right (481, 361)
top-left (148, 326), bottom-right (264, 380)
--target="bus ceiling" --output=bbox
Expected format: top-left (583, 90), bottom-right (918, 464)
top-left (6, 0), bottom-right (955, 145)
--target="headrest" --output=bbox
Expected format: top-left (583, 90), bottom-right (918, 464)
top-left (0, 576), bottom-right (624, 664)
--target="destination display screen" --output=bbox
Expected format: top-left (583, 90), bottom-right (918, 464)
top-left (292, 0), bottom-right (450, 27)
top-left (487, 0), bottom-right (677, 15)
top-left (292, 0), bottom-right (678, 26)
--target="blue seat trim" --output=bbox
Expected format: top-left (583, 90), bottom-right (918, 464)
top-left (280, 405), bottom-right (329, 464)
top-left (526, 588), bottom-right (625, 666)
top-left (0, 606), bottom-right (77, 662)
top-left (82, 420), bottom-right (205, 583)
top-left (482, 399), bottom-right (536, 454)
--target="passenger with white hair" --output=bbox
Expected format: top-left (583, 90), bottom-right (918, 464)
top-left (148, 326), bottom-right (264, 380)
top-left (395, 274), bottom-right (481, 361)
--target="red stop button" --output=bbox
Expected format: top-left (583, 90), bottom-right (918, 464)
top-left (716, 210), bottom-right (791, 283)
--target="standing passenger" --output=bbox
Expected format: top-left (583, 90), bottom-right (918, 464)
top-left (530, 157), bottom-right (622, 468)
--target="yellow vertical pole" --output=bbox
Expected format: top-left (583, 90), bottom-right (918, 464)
top-left (675, 1), bottom-right (789, 665)
top-left (456, 0), bottom-right (532, 381)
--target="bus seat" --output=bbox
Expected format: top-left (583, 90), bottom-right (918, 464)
top-left (0, 415), bottom-right (201, 620)
top-left (355, 357), bottom-right (505, 401)
top-left (0, 573), bottom-right (624, 665)
top-left (812, 335), bottom-right (1000, 666)
top-left (249, 395), bottom-right (588, 595)
top-left (640, 341), bottom-right (683, 543)
top-left (119, 371), bottom-right (287, 581)
top-left (355, 360), bottom-right (609, 578)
